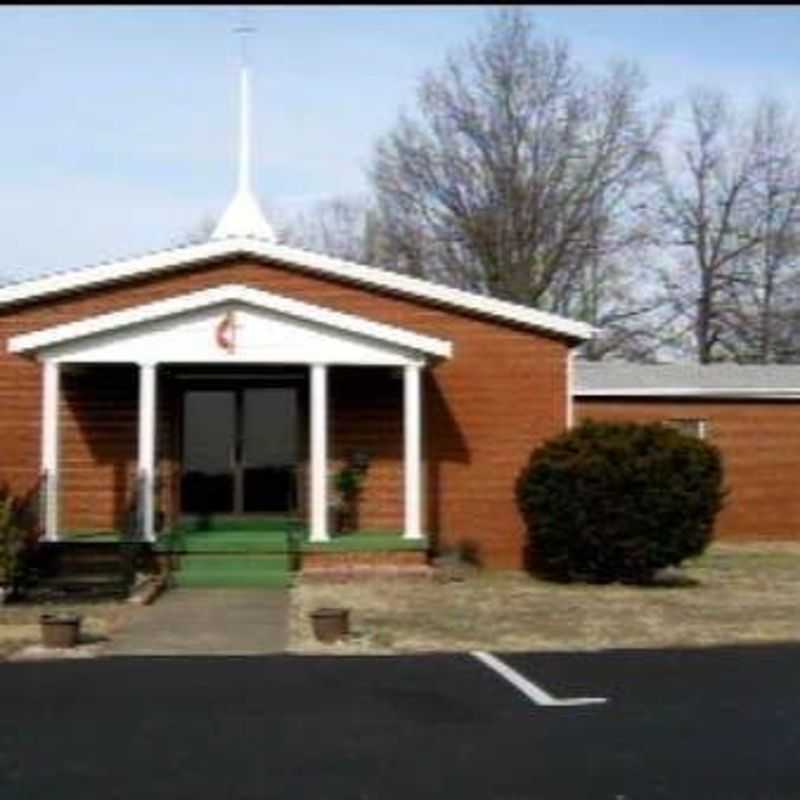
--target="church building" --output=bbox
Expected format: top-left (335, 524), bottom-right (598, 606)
top-left (4, 52), bottom-right (795, 587)
top-left (0, 61), bottom-right (592, 574)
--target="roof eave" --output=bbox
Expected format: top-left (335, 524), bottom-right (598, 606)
top-left (8, 283), bottom-right (453, 361)
top-left (0, 237), bottom-right (594, 342)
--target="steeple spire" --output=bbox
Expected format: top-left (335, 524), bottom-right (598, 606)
top-left (211, 19), bottom-right (275, 242)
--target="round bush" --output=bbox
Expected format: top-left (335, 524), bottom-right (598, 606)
top-left (515, 420), bottom-right (725, 584)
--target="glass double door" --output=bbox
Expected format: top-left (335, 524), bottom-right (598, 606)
top-left (181, 387), bottom-right (298, 515)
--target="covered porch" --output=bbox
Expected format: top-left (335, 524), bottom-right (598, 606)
top-left (9, 284), bottom-right (452, 564)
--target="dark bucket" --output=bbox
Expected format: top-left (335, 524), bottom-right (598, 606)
top-left (309, 607), bottom-right (350, 643)
top-left (40, 613), bottom-right (82, 649)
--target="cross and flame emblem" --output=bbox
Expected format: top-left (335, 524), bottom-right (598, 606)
top-left (215, 310), bottom-right (238, 354)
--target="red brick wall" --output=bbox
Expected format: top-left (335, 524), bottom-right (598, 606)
top-left (328, 367), bottom-right (403, 531)
top-left (59, 365), bottom-right (138, 532)
top-left (0, 255), bottom-right (571, 567)
top-left (575, 397), bottom-right (800, 540)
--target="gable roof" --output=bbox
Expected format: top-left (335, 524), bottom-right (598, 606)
top-left (575, 361), bottom-right (800, 398)
top-left (8, 283), bottom-right (452, 360)
top-left (0, 237), bottom-right (594, 342)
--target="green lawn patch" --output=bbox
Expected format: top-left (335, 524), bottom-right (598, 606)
top-left (302, 532), bottom-right (426, 552)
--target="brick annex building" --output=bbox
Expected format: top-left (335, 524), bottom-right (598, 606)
top-left (574, 362), bottom-right (800, 542)
top-left (1, 63), bottom-right (797, 578)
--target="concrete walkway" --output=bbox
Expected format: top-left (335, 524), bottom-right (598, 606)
top-left (106, 588), bottom-right (288, 656)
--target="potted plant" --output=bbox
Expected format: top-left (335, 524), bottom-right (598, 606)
top-left (333, 466), bottom-right (365, 534)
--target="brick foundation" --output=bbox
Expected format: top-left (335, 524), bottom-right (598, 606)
top-left (299, 549), bottom-right (433, 582)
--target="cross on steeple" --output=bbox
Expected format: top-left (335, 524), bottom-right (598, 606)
top-left (234, 12), bottom-right (255, 63)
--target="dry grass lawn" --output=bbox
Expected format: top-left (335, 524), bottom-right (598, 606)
top-left (289, 542), bottom-right (800, 654)
top-left (0, 600), bottom-right (131, 659)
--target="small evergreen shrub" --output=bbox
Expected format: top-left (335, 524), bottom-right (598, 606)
top-left (0, 487), bottom-right (34, 597)
top-left (516, 420), bottom-right (725, 584)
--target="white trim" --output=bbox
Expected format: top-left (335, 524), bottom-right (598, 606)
top-left (0, 238), bottom-right (594, 342)
top-left (41, 360), bottom-right (60, 542)
top-left (403, 363), bottom-right (423, 540)
top-left (137, 363), bottom-right (157, 543)
top-left (309, 364), bottom-right (329, 543)
top-left (575, 387), bottom-right (800, 399)
top-left (664, 417), bottom-right (708, 439)
top-left (8, 283), bottom-right (452, 361)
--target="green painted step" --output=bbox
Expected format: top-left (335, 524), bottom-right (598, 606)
top-left (301, 532), bottom-right (426, 552)
top-left (159, 529), bottom-right (300, 555)
top-left (176, 516), bottom-right (304, 533)
top-left (178, 555), bottom-right (291, 573)
top-left (174, 554), bottom-right (293, 588)
top-left (176, 571), bottom-right (292, 589)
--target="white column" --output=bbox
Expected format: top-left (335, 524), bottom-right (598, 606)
top-left (403, 362), bottom-right (423, 540)
top-left (137, 362), bottom-right (157, 542)
top-left (309, 363), bottom-right (329, 542)
top-left (41, 360), bottom-right (60, 541)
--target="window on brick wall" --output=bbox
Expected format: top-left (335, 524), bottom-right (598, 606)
top-left (664, 418), bottom-right (707, 439)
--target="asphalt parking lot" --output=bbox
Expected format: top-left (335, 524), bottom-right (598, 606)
top-left (1, 644), bottom-right (798, 799)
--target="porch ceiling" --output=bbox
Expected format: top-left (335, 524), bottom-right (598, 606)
top-left (7, 283), bottom-right (453, 366)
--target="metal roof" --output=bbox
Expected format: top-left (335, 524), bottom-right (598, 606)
top-left (574, 361), bottom-right (800, 398)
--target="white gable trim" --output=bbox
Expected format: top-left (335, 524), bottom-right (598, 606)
top-left (0, 237), bottom-right (594, 342)
top-left (8, 283), bottom-right (453, 361)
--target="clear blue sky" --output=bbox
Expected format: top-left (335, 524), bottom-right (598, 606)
top-left (2, 5), bottom-right (800, 281)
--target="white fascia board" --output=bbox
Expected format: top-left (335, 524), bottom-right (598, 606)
top-left (0, 237), bottom-right (595, 342)
top-left (8, 283), bottom-right (453, 360)
top-left (574, 388), bottom-right (800, 399)
top-left (254, 240), bottom-right (595, 341)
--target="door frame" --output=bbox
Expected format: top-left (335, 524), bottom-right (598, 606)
top-left (176, 371), bottom-right (306, 517)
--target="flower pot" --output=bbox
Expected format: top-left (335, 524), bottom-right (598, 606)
top-left (309, 607), bottom-right (350, 643)
top-left (40, 613), bottom-right (82, 649)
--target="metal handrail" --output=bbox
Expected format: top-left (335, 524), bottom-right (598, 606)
top-left (122, 472), bottom-right (147, 543)
top-left (37, 470), bottom-right (50, 539)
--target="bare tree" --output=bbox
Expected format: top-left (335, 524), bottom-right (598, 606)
top-left (278, 195), bottom-right (383, 264)
top-left (573, 243), bottom-right (668, 361)
top-left (722, 99), bottom-right (800, 362)
top-left (658, 89), bottom-right (767, 363)
top-left (175, 215), bottom-right (217, 247)
top-left (369, 7), bottom-right (666, 352)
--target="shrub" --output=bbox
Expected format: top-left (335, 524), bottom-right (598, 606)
top-left (0, 495), bottom-right (28, 596)
top-left (515, 420), bottom-right (725, 584)
top-left (0, 484), bottom-right (40, 598)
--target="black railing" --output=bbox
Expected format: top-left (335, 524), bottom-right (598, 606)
top-left (286, 515), bottom-right (304, 572)
top-left (120, 471), bottom-right (157, 590)
top-left (37, 470), bottom-right (51, 539)
top-left (122, 471), bottom-right (149, 543)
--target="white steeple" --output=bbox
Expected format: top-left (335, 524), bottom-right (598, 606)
top-left (212, 25), bottom-right (275, 242)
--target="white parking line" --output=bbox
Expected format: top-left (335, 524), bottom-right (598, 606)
top-left (472, 651), bottom-right (608, 707)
